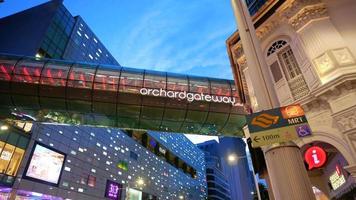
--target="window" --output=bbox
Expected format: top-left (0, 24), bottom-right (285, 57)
top-left (269, 61), bottom-right (283, 82)
top-left (278, 46), bottom-right (301, 80)
top-left (267, 40), bottom-right (287, 56)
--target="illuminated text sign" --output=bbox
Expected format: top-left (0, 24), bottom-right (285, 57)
top-left (139, 88), bottom-right (240, 106)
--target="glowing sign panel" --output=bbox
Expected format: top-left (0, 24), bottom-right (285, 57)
top-left (105, 180), bottom-right (122, 200)
top-left (329, 166), bottom-right (346, 190)
top-left (304, 146), bottom-right (327, 170)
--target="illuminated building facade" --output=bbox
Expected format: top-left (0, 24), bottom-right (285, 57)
top-left (0, 123), bottom-right (206, 200)
top-left (0, 0), bottom-right (119, 65)
top-left (198, 139), bottom-right (255, 200)
top-left (227, 0), bottom-right (356, 198)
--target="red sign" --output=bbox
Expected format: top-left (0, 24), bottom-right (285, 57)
top-left (304, 146), bottom-right (327, 170)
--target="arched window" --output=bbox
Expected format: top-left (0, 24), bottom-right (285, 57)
top-left (267, 40), bottom-right (309, 100)
top-left (267, 40), bottom-right (287, 57)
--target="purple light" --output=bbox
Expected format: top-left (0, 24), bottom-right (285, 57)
top-left (105, 180), bottom-right (122, 200)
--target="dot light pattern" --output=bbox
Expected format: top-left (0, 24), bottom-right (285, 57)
top-left (28, 123), bottom-right (207, 199)
top-left (0, 54), bottom-right (247, 136)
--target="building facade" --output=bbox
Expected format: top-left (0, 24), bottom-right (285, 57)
top-left (0, 0), bottom-right (119, 65)
top-left (198, 140), bottom-right (232, 200)
top-left (198, 138), bottom-right (255, 200)
top-left (227, 0), bottom-right (356, 198)
top-left (0, 123), bottom-right (206, 200)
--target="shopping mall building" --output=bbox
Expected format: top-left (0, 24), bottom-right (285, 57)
top-left (227, 0), bottom-right (356, 199)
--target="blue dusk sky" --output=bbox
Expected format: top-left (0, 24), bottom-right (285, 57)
top-left (0, 0), bottom-right (238, 144)
top-left (0, 0), bottom-right (238, 79)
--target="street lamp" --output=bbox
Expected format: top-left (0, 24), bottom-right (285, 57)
top-left (226, 153), bottom-right (261, 200)
top-left (178, 195), bottom-right (184, 199)
top-left (227, 154), bottom-right (237, 163)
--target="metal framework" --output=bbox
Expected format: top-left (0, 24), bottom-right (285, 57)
top-left (0, 54), bottom-right (247, 136)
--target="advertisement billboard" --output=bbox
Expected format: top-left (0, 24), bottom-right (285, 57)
top-left (24, 142), bottom-right (66, 186)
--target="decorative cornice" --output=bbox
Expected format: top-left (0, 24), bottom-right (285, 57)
top-left (333, 106), bottom-right (356, 133)
top-left (289, 3), bottom-right (328, 31)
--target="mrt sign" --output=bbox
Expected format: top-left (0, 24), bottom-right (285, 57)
top-left (246, 104), bottom-right (311, 147)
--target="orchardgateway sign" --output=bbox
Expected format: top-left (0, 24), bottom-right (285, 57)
top-left (247, 104), bottom-right (312, 147)
top-left (140, 88), bottom-right (241, 106)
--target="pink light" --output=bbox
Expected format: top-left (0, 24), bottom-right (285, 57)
top-left (0, 65), bottom-right (11, 80)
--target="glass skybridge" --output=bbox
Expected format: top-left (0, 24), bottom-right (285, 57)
top-left (0, 54), bottom-right (247, 136)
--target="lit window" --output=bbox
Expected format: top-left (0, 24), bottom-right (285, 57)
top-left (64, 166), bottom-right (71, 172)
top-left (89, 54), bottom-right (93, 60)
top-left (94, 38), bottom-right (98, 43)
top-left (98, 49), bottom-right (102, 53)
top-left (78, 148), bottom-right (84, 152)
top-left (84, 34), bottom-right (89, 39)
top-left (78, 188), bottom-right (84, 192)
top-left (76, 31), bottom-right (82, 36)
top-left (91, 168), bottom-right (96, 173)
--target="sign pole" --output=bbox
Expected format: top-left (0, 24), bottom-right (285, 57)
top-left (230, 0), bottom-right (315, 199)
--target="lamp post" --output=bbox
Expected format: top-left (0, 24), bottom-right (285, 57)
top-left (227, 153), bottom-right (261, 200)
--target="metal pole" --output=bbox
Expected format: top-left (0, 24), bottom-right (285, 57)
top-left (249, 157), bottom-right (262, 200)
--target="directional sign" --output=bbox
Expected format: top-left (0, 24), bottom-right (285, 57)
top-left (251, 125), bottom-right (300, 147)
top-left (247, 104), bottom-right (311, 148)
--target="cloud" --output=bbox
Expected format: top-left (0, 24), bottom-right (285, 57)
top-left (109, 0), bottom-right (236, 79)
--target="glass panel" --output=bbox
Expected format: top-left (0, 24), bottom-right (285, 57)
top-left (17, 137), bottom-right (29, 149)
top-left (67, 64), bottom-right (96, 89)
top-left (7, 133), bottom-right (19, 146)
top-left (117, 117), bottom-right (139, 128)
top-left (210, 79), bottom-right (231, 96)
top-left (185, 110), bottom-right (207, 123)
top-left (189, 76), bottom-right (209, 94)
top-left (163, 108), bottom-right (186, 121)
top-left (139, 119), bottom-right (161, 130)
top-left (270, 61), bottom-right (283, 82)
top-left (41, 61), bottom-right (70, 87)
top-left (141, 106), bottom-right (164, 120)
top-left (92, 102), bottom-right (116, 116)
top-left (144, 70), bottom-right (166, 89)
top-left (167, 73), bottom-right (188, 92)
top-left (0, 58), bottom-right (16, 81)
top-left (119, 68), bottom-right (143, 94)
top-left (40, 96), bottom-right (66, 110)
top-left (117, 104), bottom-right (140, 118)
top-left (0, 144), bottom-right (15, 174)
top-left (6, 147), bottom-right (24, 176)
top-left (160, 121), bottom-right (183, 132)
top-left (13, 59), bottom-right (43, 84)
top-left (93, 89), bottom-right (116, 103)
top-left (94, 66), bottom-right (121, 91)
top-left (180, 122), bottom-right (202, 134)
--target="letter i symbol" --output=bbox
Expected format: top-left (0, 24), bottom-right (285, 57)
top-left (312, 150), bottom-right (320, 164)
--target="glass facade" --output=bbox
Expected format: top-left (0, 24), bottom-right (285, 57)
top-left (0, 54), bottom-right (246, 136)
top-left (62, 16), bottom-right (119, 65)
top-left (0, 121), bottom-right (30, 187)
top-left (37, 4), bottom-right (75, 59)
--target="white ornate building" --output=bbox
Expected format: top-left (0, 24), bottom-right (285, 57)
top-left (227, 0), bottom-right (356, 198)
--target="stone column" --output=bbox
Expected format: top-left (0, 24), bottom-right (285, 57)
top-left (265, 143), bottom-right (315, 200)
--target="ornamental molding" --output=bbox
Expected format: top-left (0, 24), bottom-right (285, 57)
top-left (284, 1), bottom-right (328, 31)
top-left (333, 106), bottom-right (356, 133)
top-left (256, 14), bottom-right (286, 40)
